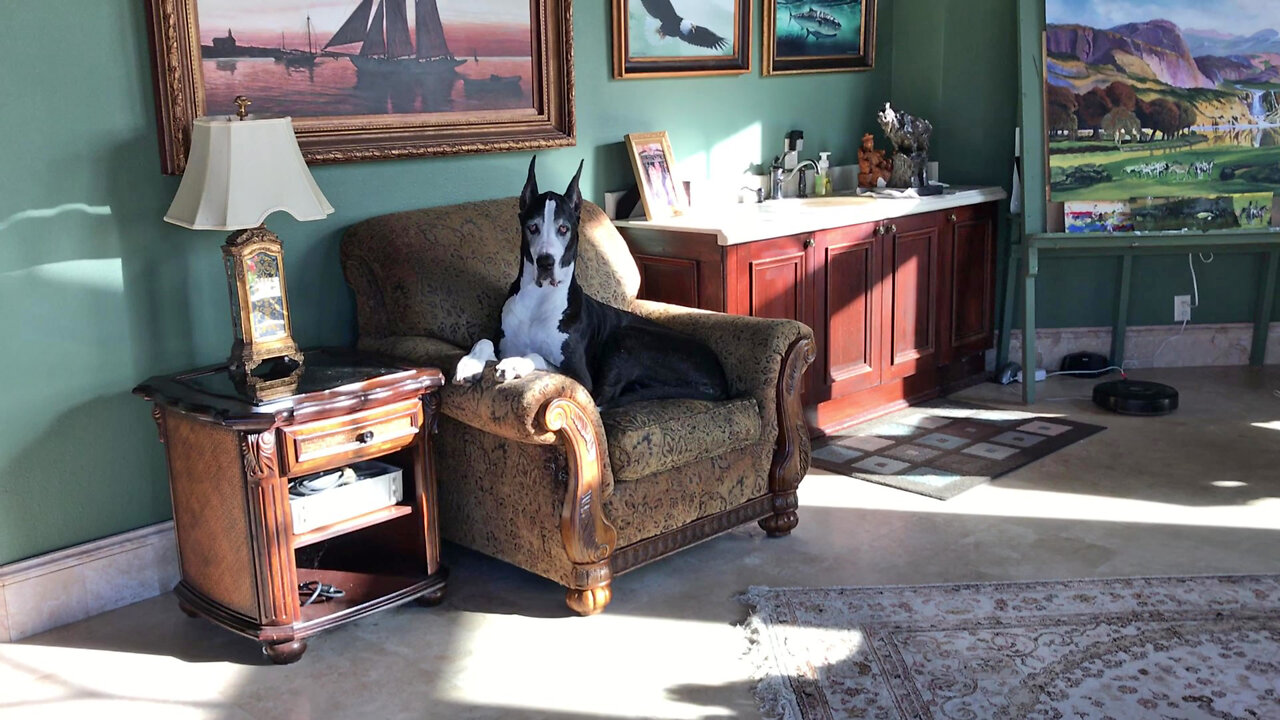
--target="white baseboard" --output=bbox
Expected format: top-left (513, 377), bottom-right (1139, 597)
top-left (0, 521), bottom-right (179, 642)
top-left (997, 322), bottom-right (1280, 373)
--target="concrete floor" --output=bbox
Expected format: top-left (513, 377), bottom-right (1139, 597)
top-left (3, 366), bottom-right (1279, 720)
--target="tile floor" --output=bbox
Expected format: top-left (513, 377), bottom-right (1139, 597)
top-left (3, 366), bottom-right (1279, 719)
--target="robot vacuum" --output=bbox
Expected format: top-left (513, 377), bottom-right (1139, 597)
top-left (1092, 379), bottom-right (1179, 416)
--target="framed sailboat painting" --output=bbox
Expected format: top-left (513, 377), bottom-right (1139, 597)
top-left (145, 0), bottom-right (575, 173)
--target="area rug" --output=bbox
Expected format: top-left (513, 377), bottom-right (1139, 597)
top-left (810, 404), bottom-right (1105, 499)
top-left (741, 575), bottom-right (1280, 720)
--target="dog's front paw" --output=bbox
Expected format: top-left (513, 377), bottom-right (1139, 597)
top-left (495, 356), bottom-right (537, 382)
top-left (453, 354), bottom-right (488, 385)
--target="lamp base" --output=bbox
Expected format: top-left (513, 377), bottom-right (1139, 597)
top-left (222, 225), bottom-right (303, 387)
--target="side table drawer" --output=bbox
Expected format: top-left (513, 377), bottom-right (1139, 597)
top-left (280, 399), bottom-right (422, 476)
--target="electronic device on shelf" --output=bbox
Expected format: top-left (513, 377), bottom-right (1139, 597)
top-left (288, 460), bottom-right (404, 534)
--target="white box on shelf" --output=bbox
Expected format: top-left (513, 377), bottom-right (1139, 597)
top-left (289, 460), bottom-right (404, 534)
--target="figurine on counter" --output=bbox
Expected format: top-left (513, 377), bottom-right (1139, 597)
top-left (857, 133), bottom-right (892, 189)
top-left (876, 102), bottom-right (938, 193)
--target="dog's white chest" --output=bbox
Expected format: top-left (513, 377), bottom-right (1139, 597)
top-left (500, 284), bottom-right (568, 366)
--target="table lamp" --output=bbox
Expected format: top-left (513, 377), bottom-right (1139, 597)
top-left (164, 97), bottom-right (333, 394)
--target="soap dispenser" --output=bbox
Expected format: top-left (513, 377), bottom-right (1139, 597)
top-left (815, 152), bottom-right (831, 196)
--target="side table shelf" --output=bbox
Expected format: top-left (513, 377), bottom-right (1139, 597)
top-left (135, 349), bottom-right (447, 664)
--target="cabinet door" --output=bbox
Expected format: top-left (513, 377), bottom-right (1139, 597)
top-left (940, 204), bottom-right (996, 362)
top-left (813, 224), bottom-right (881, 398)
top-left (729, 233), bottom-right (811, 324)
top-left (881, 213), bottom-right (939, 380)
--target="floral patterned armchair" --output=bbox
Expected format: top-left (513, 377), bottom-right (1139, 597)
top-left (340, 197), bottom-right (814, 614)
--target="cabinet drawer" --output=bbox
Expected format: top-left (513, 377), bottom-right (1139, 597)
top-left (279, 399), bottom-right (422, 476)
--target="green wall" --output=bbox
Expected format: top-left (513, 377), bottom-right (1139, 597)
top-left (0, 1), bottom-right (904, 564)
top-left (1015, 0), bottom-right (1280, 329)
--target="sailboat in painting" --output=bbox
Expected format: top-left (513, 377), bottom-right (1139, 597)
top-left (323, 0), bottom-right (466, 73)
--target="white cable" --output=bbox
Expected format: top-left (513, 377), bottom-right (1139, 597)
top-left (1045, 366), bottom-right (1125, 378)
top-left (1151, 317), bottom-right (1189, 366)
top-left (1182, 252), bottom-right (1192, 304)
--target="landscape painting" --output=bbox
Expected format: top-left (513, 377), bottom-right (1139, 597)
top-left (197, 0), bottom-right (533, 118)
top-left (1046, 0), bottom-right (1280, 205)
top-left (146, 0), bottom-right (575, 173)
top-left (764, 0), bottom-right (876, 75)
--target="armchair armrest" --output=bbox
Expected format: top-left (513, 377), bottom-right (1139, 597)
top-left (629, 299), bottom-right (814, 399)
top-left (357, 335), bottom-right (614, 497)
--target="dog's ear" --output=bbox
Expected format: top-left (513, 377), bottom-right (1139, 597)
top-left (563, 159), bottom-right (584, 213)
top-left (520, 156), bottom-right (539, 212)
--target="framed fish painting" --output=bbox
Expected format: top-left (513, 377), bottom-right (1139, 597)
top-left (145, 0), bottom-right (574, 174)
top-left (612, 0), bottom-right (751, 78)
top-left (763, 0), bottom-right (877, 75)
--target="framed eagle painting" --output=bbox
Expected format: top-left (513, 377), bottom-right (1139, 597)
top-left (612, 0), bottom-right (751, 78)
top-left (764, 0), bottom-right (877, 75)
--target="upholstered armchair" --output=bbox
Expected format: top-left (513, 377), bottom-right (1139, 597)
top-left (340, 198), bottom-right (814, 614)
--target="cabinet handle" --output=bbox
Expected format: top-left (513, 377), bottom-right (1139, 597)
top-left (888, 224), bottom-right (897, 234)
top-left (948, 213), bottom-right (958, 223)
top-left (874, 226), bottom-right (885, 237)
top-left (804, 237), bottom-right (815, 249)
top-left (356, 430), bottom-right (375, 444)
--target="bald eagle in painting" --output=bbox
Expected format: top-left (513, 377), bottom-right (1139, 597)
top-left (640, 0), bottom-right (728, 50)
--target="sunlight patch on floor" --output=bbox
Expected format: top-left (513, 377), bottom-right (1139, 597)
top-left (443, 613), bottom-right (745, 719)
top-left (0, 645), bottom-right (245, 719)
top-left (799, 471), bottom-right (1280, 531)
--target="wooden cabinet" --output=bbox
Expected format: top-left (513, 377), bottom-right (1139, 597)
top-left (620, 202), bottom-right (998, 433)
top-left (133, 349), bottom-right (447, 664)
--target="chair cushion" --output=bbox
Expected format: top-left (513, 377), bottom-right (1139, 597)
top-left (600, 397), bottom-right (761, 483)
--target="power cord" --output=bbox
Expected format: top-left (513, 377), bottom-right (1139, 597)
top-left (299, 580), bottom-right (345, 606)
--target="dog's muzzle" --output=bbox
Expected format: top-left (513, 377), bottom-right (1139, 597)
top-left (534, 254), bottom-right (559, 287)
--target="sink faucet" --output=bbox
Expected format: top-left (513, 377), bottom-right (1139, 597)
top-left (775, 160), bottom-right (819, 199)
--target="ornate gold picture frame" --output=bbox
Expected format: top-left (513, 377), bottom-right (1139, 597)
top-left (144, 0), bottom-right (575, 174)
top-left (612, 0), bottom-right (751, 78)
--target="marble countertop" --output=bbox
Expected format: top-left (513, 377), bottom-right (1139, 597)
top-left (613, 186), bottom-right (1009, 246)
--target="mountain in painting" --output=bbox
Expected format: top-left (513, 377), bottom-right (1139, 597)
top-left (1184, 27), bottom-right (1280, 57)
top-left (1046, 20), bottom-right (1214, 89)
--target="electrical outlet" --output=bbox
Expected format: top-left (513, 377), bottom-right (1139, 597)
top-left (1174, 294), bottom-right (1192, 322)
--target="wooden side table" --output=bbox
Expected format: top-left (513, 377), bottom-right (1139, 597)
top-left (134, 348), bottom-right (446, 664)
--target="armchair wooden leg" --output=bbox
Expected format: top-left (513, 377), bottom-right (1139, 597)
top-left (763, 336), bottom-right (816, 538)
top-left (566, 560), bottom-right (613, 615)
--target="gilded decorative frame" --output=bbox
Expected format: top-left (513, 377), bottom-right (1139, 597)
top-left (144, 0), bottom-right (576, 174)
top-left (763, 0), bottom-right (877, 75)
top-left (624, 131), bottom-right (687, 220)
top-left (611, 0), bottom-right (750, 78)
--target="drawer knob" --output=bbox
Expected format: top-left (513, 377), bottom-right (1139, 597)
top-left (888, 224), bottom-right (897, 234)
top-left (803, 237), bottom-right (815, 249)
top-left (948, 213), bottom-right (958, 223)
top-left (356, 430), bottom-right (374, 444)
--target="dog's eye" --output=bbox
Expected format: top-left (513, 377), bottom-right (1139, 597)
top-left (527, 223), bottom-right (539, 234)
top-left (558, 224), bottom-right (569, 235)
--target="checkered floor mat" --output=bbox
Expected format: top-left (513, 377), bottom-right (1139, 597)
top-left (811, 404), bottom-right (1106, 499)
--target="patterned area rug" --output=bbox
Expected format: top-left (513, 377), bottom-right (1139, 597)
top-left (742, 575), bottom-right (1280, 720)
top-left (811, 404), bottom-right (1105, 499)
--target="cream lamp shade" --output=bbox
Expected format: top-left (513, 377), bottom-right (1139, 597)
top-left (164, 115), bottom-right (333, 230)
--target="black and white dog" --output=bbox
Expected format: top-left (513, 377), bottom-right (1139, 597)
top-left (453, 157), bottom-right (729, 409)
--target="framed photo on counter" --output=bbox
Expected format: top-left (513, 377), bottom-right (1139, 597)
top-left (624, 131), bottom-right (688, 220)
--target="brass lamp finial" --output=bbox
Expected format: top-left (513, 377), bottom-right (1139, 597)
top-left (234, 96), bottom-right (251, 120)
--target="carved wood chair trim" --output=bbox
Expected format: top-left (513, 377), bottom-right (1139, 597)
top-left (540, 398), bottom-right (618, 568)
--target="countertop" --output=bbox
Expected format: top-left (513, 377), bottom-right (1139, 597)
top-left (612, 186), bottom-right (1008, 246)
